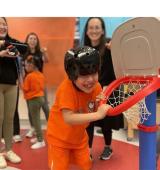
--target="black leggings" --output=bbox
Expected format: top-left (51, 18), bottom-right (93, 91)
top-left (86, 122), bottom-right (112, 148)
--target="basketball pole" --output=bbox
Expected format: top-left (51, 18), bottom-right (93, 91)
top-left (139, 91), bottom-right (157, 170)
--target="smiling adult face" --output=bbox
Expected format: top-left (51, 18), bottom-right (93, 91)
top-left (0, 18), bottom-right (8, 39)
top-left (86, 18), bottom-right (104, 46)
top-left (27, 34), bottom-right (38, 49)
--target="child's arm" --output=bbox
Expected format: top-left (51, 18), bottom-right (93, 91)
top-left (18, 77), bottom-right (24, 90)
top-left (62, 104), bottom-right (111, 125)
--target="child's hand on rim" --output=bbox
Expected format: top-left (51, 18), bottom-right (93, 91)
top-left (96, 92), bottom-right (106, 103)
top-left (97, 104), bottom-right (112, 119)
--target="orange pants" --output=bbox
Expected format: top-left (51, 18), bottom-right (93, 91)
top-left (48, 144), bottom-right (92, 170)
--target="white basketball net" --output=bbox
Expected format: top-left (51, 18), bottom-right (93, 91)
top-left (107, 80), bottom-right (151, 125)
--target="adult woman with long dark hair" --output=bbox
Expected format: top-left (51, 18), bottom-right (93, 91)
top-left (82, 17), bottom-right (124, 160)
top-left (0, 17), bottom-right (27, 168)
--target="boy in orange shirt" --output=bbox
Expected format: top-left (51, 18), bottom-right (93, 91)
top-left (46, 46), bottom-right (111, 170)
top-left (22, 55), bottom-right (46, 149)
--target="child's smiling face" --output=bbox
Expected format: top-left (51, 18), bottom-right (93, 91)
top-left (74, 72), bottom-right (98, 93)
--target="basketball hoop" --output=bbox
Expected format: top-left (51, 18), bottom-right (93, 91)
top-left (123, 99), bottom-right (151, 125)
top-left (108, 17), bottom-right (160, 170)
top-left (101, 76), bottom-right (160, 124)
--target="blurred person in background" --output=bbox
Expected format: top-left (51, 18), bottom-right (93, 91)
top-left (0, 17), bottom-right (27, 168)
top-left (82, 17), bottom-right (124, 160)
top-left (24, 32), bottom-right (49, 138)
top-left (21, 54), bottom-right (46, 149)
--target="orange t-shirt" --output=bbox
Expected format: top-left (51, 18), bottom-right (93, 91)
top-left (46, 78), bottom-right (102, 149)
top-left (23, 71), bottom-right (45, 100)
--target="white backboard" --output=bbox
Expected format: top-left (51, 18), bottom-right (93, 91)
top-left (111, 17), bottom-right (160, 78)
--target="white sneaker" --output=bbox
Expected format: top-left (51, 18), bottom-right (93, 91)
top-left (26, 128), bottom-right (35, 138)
top-left (1, 139), bottom-right (5, 144)
top-left (30, 138), bottom-right (37, 144)
top-left (31, 141), bottom-right (45, 149)
top-left (0, 155), bottom-right (7, 169)
top-left (5, 150), bottom-right (21, 163)
top-left (13, 135), bottom-right (22, 143)
top-left (1, 138), bottom-right (14, 144)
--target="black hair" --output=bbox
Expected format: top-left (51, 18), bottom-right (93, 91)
top-left (26, 54), bottom-right (42, 69)
top-left (64, 46), bottom-right (100, 80)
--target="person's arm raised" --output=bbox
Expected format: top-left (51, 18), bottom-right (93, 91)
top-left (41, 47), bottom-right (49, 63)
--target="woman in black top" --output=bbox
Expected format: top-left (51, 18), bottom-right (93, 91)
top-left (0, 17), bottom-right (27, 168)
top-left (82, 17), bottom-right (124, 160)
